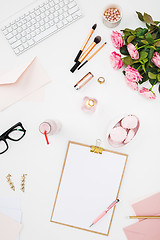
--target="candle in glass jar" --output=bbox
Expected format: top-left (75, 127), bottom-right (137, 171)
top-left (81, 96), bottom-right (98, 112)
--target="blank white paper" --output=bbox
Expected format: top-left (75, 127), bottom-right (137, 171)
top-left (51, 142), bottom-right (128, 235)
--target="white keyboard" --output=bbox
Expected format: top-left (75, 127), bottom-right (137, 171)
top-left (1, 0), bottom-right (82, 55)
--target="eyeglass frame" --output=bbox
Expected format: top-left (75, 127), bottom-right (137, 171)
top-left (0, 122), bottom-right (26, 154)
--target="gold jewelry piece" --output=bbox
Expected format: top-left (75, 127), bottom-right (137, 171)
top-left (21, 174), bottom-right (27, 192)
top-left (6, 174), bottom-right (15, 191)
top-left (88, 99), bottom-right (95, 107)
top-left (97, 77), bottom-right (105, 84)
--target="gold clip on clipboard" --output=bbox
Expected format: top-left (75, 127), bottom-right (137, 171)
top-left (90, 139), bottom-right (103, 154)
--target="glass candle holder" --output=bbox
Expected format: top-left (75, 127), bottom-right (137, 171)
top-left (81, 97), bottom-right (98, 113)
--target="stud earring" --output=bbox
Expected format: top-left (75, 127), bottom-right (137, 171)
top-left (6, 174), bottom-right (15, 191)
top-left (21, 174), bottom-right (27, 192)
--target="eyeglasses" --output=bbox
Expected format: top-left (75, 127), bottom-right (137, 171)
top-left (0, 122), bottom-right (26, 154)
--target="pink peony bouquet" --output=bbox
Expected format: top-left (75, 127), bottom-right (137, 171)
top-left (110, 12), bottom-right (160, 99)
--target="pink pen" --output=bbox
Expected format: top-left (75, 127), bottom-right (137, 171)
top-left (89, 199), bottom-right (119, 227)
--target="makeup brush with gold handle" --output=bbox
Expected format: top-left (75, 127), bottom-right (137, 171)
top-left (70, 36), bottom-right (101, 73)
top-left (74, 24), bottom-right (97, 62)
top-left (78, 42), bottom-right (107, 70)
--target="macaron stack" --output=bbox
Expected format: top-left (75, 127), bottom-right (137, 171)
top-left (108, 115), bottom-right (139, 147)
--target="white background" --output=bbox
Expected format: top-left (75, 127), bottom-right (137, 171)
top-left (0, 0), bottom-right (160, 240)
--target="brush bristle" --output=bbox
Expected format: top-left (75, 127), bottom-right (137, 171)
top-left (92, 24), bottom-right (97, 30)
top-left (94, 36), bottom-right (101, 44)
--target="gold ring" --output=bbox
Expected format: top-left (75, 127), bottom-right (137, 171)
top-left (97, 77), bottom-right (105, 84)
top-left (88, 99), bottom-right (95, 107)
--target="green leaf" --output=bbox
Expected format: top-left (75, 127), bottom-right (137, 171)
top-left (140, 51), bottom-right (148, 60)
top-left (154, 21), bottom-right (160, 25)
top-left (135, 27), bottom-right (143, 32)
top-left (136, 11), bottom-right (144, 22)
top-left (141, 40), bottom-right (148, 44)
top-left (143, 12), bottom-right (154, 24)
top-left (142, 58), bottom-right (148, 64)
top-left (123, 56), bottom-right (134, 65)
top-left (154, 40), bottom-right (160, 47)
top-left (146, 33), bottom-right (154, 44)
top-left (120, 45), bottom-right (129, 55)
top-left (157, 73), bottom-right (160, 81)
top-left (149, 79), bottom-right (157, 85)
top-left (139, 73), bottom-right (148, 84)
top-left (148, 48), bottom-right (155, 60)
top-left (142, 64), bottom-right (146, 73)
top-left (148, 72), bottom-right (157, 79)
top-left (127, 35), bottom-right (136, 44)
top-left (137, 28), bottom-right (148, 37)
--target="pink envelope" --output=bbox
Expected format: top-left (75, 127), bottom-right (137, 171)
top-left (124, 192), bottom-right (160, 240)
top-left (0, 212), bottom-right (22, 240)
top-left (0, 57), bottom-right (50, 111)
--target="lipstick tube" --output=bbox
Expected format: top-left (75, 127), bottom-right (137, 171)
top-left (74, 72), bottom-right (94, 90)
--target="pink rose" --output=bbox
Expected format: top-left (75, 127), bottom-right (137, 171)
top-left (110, 52), bottom-right (123, 70)
top-left (126, 80), bottom-right (138, 91)
top-left (139, 87), bottom-right (156, 99)
top-left (127, 43), bottom-right (139, 60)
top-left (124, 65), bottom-right (143, 82)
top-left (151, 52), bottom-right (160, 68)
top-left (111, 31), bottom-right (124, 49)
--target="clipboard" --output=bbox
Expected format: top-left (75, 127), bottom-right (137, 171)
top-left (50, 141), bottom-right (128, 236)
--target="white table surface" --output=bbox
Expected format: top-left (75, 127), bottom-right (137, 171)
top-left (0, 0), bottom-right (160, 239)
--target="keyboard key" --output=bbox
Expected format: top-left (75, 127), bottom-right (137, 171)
top-left (14, 48), bottom-right (20, 54)
top-left (54, 17), bottom-right (59, 23)
top-left (63, 19), bottom-right (68, 25)
top-left (50, 8), bottom-right (55, 13)
top-left (8, 36), bottom-right (17, 44)
top-left (49, 20), bottom-right (55, 25)
top-left (55, 5), bottom-right (60, 10)
top-left (40, 19), bottom-right (45, 25)
top-left (31, 31), bottom-right (36, 37)
top-left (68, 1), bottom-right (76, 8)
top-left (59, 15), bottom-right (64, 20)
top-left (16, 34), bottom-right (22, 39)
top-left (6, 33), bottom-right (13, 40)
top-left (12, 40), bottom-right (21, 49)
top-left (34, 25), bottom-right (57, 42)
top-left (66, 15), bottom-right (73, 22)
top-left (57, 21), bottom-right (63, 28)
top-left (68, 6), bottom-right (79, 14)
top-left (19, 45), bottom-right (24, 51)
top-left (7, 27), bottom-right (12, 33)
top-left (54, 0), bottom-right (59, 3)
top-left (23, 42), bottom-right (29, 49)
top-left (45, 23), bottom-right (50, 29)
top-left (22, 37), bottom-right (26, 43)
top-left (3, 30), bottom-right (9, 36)
top-left (44, 17), bottom-right (49, 23)
top-left (22, 31), bottom-right (27, 37)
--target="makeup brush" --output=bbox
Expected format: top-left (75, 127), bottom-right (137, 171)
top-left (78, 42), bottom-right (107, 70)
top-left (74, 24), bottom-right (97, 62)
top-left (70, 36), bottom-right (101, 73)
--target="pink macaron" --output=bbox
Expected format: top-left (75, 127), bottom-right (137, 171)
top-left (109, 126), bottom-right (127, 143)
top-left (124, 129), bottom-right (135, 144)
top-left (121, 115), bottom-right (138, 129)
